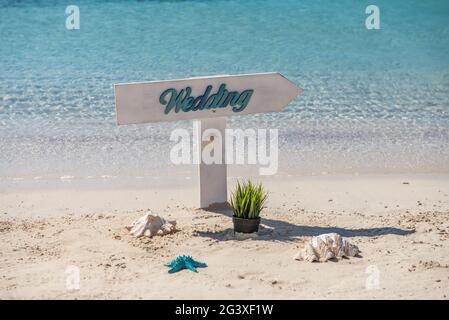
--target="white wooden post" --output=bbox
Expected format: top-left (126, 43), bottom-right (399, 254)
top-left (195, 117), bottom-right (227, 208)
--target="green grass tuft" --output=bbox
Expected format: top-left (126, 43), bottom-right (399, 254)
top-left (230, 180), bottom-right (268, 219)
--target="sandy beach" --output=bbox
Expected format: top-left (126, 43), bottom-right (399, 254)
top-left (1, 173), bottom-right (448, 299)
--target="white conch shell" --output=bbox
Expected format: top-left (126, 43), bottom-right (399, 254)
top-left (294, 233), bottom-right (360, 262)
top-left (126, 212), bottom-right (177, 238)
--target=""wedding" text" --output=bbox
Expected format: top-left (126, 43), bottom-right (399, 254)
top-left (160, 84), bottom-right (253, 115)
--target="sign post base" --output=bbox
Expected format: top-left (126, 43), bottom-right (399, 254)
top-left (195, 117), bottom-right (227, 209)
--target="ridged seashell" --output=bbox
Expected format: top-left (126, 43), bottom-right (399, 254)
top-left (126, 212), bottom-right (177, 238)
top-left (294, 233), bottom-right (360, 262)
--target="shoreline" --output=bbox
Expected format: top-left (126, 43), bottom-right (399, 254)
top-left (1, 173), bottom-right (448, 299)
top-left (1, 173), bottom-right (448, 216)
top-left (2, 170), bottom-right (449, 188)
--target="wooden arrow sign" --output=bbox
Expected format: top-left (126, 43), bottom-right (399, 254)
top-left (114, 72), bottom-right (302, 125)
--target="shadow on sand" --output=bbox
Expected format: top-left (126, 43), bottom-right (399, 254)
top-left (197, 208), bottom-right (415, 242)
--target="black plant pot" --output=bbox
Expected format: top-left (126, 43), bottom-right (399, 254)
top-left (232, 216), bottom-right (261, 233)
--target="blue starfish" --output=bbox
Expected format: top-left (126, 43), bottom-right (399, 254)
top-left (164, 255), bottom-right (207, 273)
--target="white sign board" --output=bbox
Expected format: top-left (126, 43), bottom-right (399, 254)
top-left (115, 72), bottom-right (302, 125)
top-left (114, 72), bottom-right (303, 208)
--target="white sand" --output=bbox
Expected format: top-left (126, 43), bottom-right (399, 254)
top-left (1, 174), bottom-right (448, 299)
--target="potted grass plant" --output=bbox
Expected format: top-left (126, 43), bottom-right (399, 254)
top-left (230, 180), bottom-right (268, 233)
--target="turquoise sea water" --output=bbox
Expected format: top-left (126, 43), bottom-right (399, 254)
top-left (1, 0), bottom-right (449, 183)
